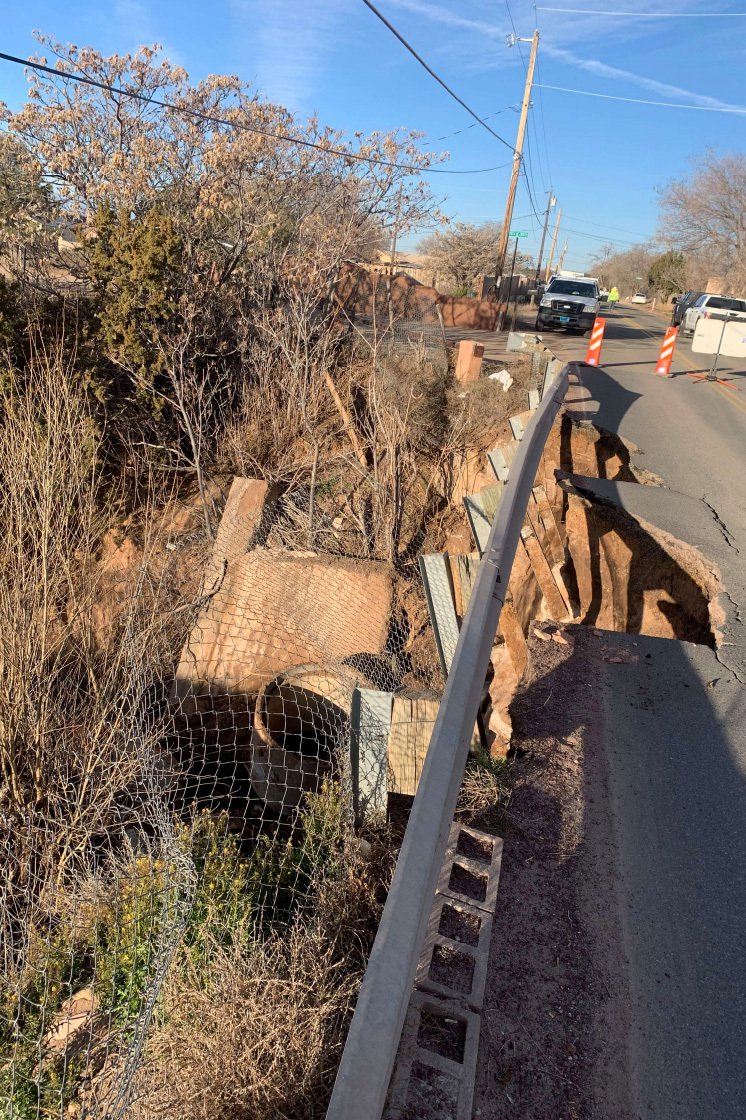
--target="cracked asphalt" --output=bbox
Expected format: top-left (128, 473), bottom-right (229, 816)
top-left (541, 305), bottom-right (746, 1118)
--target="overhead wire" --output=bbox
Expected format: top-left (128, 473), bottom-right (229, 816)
top-left (562, 225), bottom-right (642, 246)
top-left (562, 214), bottom-right (649, 237)
top-left (531, 0), bottom-right (554, 195)
top-left (433, 103), bottom-right (519, 143)
top-left (0, 49), bottom-right (510, 176)
top-left (504, 0), bottom-right (548, 237)
top-left (538, 6), bottom-right (746, 15)
top-left (359, 0), bottom-right (518, 152)
top-left (536, 82), bottom-right (746, 114)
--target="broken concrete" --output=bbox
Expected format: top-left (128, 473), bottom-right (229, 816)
top-left (206, 477), bottom-right (278, 582)
top-left (176, 549), bottom-right (394, 697)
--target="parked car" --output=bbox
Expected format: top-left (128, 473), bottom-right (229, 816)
top-left (682, 293), bottom-right (746, 335)
top-left (631, 292), bottom-right (648, 304)
top-left (671, 290), bottom-right (703, 327)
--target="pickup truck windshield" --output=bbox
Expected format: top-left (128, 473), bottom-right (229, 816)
top-left (547, 280), bottom-right (596, 298)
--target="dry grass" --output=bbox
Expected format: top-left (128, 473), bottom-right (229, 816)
top-left (457, 751), bottom-right (512, 819)
top-left (0, 342), bottom-right (196, 991)
top-left (133, 828), bottom-right (396, 1120)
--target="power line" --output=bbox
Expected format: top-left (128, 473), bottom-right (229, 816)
top-left (528, 105), bottom-right (549, 193)
top-left (538, 6), bottom-right (746, 14)
top-left (562, 214), bottom-right (649, 237)
top-left (433, 103), bottom-right (519, 142)
top-left (0, 48), bottom-right (508, 176)
top-left (531, 0), bottom-right (555, 201)
top-left (359, 0), bottom-right (517, 152)
top-left (562, 225), bottom-right (646, 246)
top-left (536, 83), bottom-right (746, 114)
top-left (520, 162), bottom-right (544, 225)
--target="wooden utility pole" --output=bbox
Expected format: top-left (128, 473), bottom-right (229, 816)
top-left (494, 29), bottom-right (540, 284)
top-left (534, 190), bottom-right (556, 286)
top-left (557, 239), bottom-right (569, 272)
top-left (387, 186), bottom-right (403, 275)
top-left (544, 206), bottom-right (562, 282)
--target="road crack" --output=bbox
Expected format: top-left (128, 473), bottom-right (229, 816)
top-left (701, 496), bottom-right (741, 554)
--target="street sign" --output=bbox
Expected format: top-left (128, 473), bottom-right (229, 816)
top-left (508, 230), bottom-right (529, 238)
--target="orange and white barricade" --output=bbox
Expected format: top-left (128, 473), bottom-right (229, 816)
top-left (585, 317), bottom-right (606, 366)
top-left (654, 326), bottom-right (678, 377)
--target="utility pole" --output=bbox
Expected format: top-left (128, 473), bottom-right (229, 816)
top-left (557, 239), bottom-right (569, 272)
top-left (494, 29), bottom-right (540, 286)
top-left (387, 186), bottom-right (403, 275)
top-left (544, 206), bottom-right (562, 282)
top-left (534, 190), bottom-right (556, 286)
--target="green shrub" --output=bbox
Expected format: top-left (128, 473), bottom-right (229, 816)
top-left (1, 787), bottom-right (347, 1117)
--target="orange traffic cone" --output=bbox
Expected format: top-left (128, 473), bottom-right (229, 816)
top-left (585, 317), bottom-right (606, 366)
top-left (654, 326), bottom-right (678, 376)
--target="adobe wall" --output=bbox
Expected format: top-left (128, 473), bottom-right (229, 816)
top-left (334, 263), bottom-right (500, 332)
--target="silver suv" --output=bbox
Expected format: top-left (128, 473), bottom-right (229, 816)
top-left (536, 277), bottom-right (600, 334)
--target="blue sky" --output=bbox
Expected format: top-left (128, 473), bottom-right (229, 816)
top-left (1, 0), bottom-right (744, 271)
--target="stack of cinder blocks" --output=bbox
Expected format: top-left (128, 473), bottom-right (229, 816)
top-left (385, 821), bottom-right (503, 1119)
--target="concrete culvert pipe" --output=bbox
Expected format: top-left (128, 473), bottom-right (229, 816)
top-left (249, 665), bottom-right (357, 813)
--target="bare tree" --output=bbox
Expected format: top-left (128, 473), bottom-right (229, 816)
top-left (419, 221), bottom-right (510, 294)
top-left (658, 150), bottom-right (746, 293)
top-left (590, 243), bottom-right (657, 297)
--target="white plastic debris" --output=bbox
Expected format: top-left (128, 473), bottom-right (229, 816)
top-left (488, 368), bottom-right (513, 391)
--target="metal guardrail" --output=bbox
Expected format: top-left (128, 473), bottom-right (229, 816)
top-left (326, 363), bottom-right (571, 1120)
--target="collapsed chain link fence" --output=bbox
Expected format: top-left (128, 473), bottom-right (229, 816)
top-left (1, 333), bottom-right (449, 1118)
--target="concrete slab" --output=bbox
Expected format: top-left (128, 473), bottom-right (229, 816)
top-left (351, 688), bottom-right (393, 819)
top-left (176, 550), bottom-right (393, 696)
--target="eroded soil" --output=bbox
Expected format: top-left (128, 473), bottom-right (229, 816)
top-left (472, 626), bottom-right (636, 1120)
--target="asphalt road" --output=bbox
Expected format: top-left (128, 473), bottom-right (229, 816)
top-left (541, 305), bottom-right (746, 1118)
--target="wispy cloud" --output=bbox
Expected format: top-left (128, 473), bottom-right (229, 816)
top-left (114, 0), bottom-right (183, 66)
top-left (384, 0), bottom-right (746, 113)
top-left (233, 0), bottom-right (351, 110)
top-left (114, 0), bottom-right (152, 45)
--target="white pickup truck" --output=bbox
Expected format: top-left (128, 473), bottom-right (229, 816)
top-left (535, 276), bottom-right (601, 334)
top-left (683, 293), bottom-right (746, 335)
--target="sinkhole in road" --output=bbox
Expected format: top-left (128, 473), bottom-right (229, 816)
top-left (546, 415), bottom-right (722, 649)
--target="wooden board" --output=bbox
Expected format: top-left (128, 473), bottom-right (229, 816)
top-left (519, 529), bottom-right (569, 621)
top-left (387, 696), bottom-right (441, 797)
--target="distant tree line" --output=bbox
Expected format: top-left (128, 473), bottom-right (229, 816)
top-left (592, 151), bottom-right (746, 299)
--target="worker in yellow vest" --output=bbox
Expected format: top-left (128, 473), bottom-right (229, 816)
top-left (608, 285), bottom-right (620, 309)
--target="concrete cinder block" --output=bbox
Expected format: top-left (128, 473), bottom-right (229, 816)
top-left (384, 991), bottom-right (482, 1120)
top-left (435, 822), bottom-right (503, 915)
top-left (420, 554), bottom-right (460, 676)
top-left (464, 483), bottom-right (505, 555)
top-left (351, 688), bottom-right (393, 819)
top-left (415, 893), bottom-right (495, 1012)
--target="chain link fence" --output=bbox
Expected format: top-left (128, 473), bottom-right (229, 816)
top-left (2, 463), bottom-right (445, 1118)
